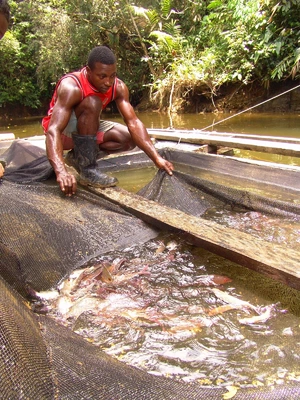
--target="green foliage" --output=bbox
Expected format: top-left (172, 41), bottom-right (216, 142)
top-left (0, 0), bottom-right (299, 111)
top-left (0, 2), bottom-right (42, 108)
top-left (265, 0), bottom-right (300, 80)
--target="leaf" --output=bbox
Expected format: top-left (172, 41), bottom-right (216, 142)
top-left (207, 0), bottom-right (223, 10)
top-left (161, 0), bottom-right (172, 18)
top-left (129, 5), bottom-right (149, 19)
top-left (222, 385), bottom-right (239, 399)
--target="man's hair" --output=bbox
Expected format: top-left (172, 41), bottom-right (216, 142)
top-left (87, 46), bottom-right (116, 69)
top-left (0, 0), bottom-right (10, 23)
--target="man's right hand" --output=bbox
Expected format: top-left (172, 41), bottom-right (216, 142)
top-left (0, 163), bottom-right (4, 178)
top-left (56, 171), bottom-right (77, 196)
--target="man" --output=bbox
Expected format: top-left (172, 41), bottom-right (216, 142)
top-left (0, 0), bottom-right (10, 179)
top-left (0, 0), bottom-right (9, 40)
top-left (43, 46), bottom-right (174, 196)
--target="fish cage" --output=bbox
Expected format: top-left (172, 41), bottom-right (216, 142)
top-left (0, 139), bottom-right (300, 399)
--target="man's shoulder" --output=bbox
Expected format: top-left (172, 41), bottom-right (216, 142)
top-left (57, 75), bottom-right (82, 95)
top-left (116, 77), bottom-right (126, 88)
top-left (55, 75), bottom-right (83, 106)
top-left (115, 78), bottom-right (128, 98)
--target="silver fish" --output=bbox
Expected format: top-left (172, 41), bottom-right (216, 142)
top-left (211, 288), bottom-right (258, 312)
top-left (238, 305), bottom-right (274, 325)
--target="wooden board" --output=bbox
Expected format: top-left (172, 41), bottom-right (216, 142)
top-left (0, 133), bottom-right (15, 141)
top-left (148, 129), bottom-right (300, 157)
top-left (90, 186), bottom-right (300, 291)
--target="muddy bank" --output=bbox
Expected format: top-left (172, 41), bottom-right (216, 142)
top-left (136, 79), bottom-right (300, 114)
top-left (1, 80), bottom-right (300, 119)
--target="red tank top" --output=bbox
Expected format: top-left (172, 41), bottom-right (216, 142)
top-left (42, 67), bottom-right (118, 132)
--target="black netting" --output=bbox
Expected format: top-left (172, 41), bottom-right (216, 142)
top-left (1, 139), bottom-right (54, 183)
top-left (0, 180), bottom-right (158, 293)
top-left (0, 277), bottom-right (54, 399)
top-left (138, 169), bottom-right (300, 219)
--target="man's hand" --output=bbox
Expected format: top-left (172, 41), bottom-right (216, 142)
top-left (155, 156), bottom-right (174, 176)
top-left (0, 163), bottom-right (4, 178)
top-left (56, 171), bottom-right (77, 196)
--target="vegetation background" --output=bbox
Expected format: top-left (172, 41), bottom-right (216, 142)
top-left (0, 0), bottom-right (299, 116)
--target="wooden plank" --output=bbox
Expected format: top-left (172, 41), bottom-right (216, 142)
top-left (205, 131), bottom-right (300, 144)
top-left (149, 128), bottom-right (300, 144)
top-left (148, 129), bottom-right (300, 157)
top-left (0, 133), bottom-right (15, 141)
top-left (90, 186), bottom-right (300, 291)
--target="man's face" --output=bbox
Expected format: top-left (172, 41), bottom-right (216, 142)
top-left (0, 12), bottom-right (8, 40)
top-left (86, 62), bottom-right (117, 93)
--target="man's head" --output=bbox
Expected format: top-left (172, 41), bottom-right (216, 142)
top-left (86, 46), bottom-right (117, 93)
top-left (0, 0), bottom-right (10, 40)
top-left (87, 46), bottom-right (116, 70)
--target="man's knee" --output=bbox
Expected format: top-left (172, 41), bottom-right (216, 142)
top-left (101, 123), bottom-right (135, 151)
top-left (112, 125), bottom-right (135, 148)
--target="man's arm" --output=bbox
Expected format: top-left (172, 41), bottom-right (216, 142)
top-left (46, 79), bottom-right (82, 196)
top-left (115, 80), bottom-right (174, 175)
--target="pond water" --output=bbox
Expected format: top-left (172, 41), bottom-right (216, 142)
top-left (35, 230), bottom-right (300, 389)
top-left (1, 111), bottom-right (300, 138)
top-left (1, 111), bottom-right (300, 165)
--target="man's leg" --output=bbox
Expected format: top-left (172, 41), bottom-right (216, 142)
top-left (99, 123), bottom-right (136, 152)
top-left (75, 96), bottom-right (101, 136)
top-left (68, 96), bottom-right (118, 188)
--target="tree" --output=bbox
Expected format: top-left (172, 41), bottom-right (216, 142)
top-left (0, 0), bottom-right (299, 112)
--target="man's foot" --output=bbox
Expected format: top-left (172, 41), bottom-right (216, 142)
top-left (96, 149), bottom-right (108, 160)
top-left (64, 150), bottom-right (77, 169)
top-left (78, 167), bottom-right (118, 188)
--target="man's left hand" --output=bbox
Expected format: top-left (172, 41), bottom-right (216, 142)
top-left (155, 156), bottom-right (174, 176)
top-left (0, 163), bottom-right (4, 178)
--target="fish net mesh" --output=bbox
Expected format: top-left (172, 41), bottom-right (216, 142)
top-left (0, 140), bottom-right (300, 399)
top-left (138, 168), bottom-right (300, 219)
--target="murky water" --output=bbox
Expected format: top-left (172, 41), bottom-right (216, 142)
top-left (1, 111), bottom-right (300, 138)
top-left (1, 111), bottom-right (300, 165)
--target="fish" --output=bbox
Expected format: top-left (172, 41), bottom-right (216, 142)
top-left (100, 264), bottom-right (114, 283)
top-left (66, 292), bottom-right (142, 320)
top-left (207, 304), bottom-right (239, 316)
top-left (211, 288), bottom-right (258, 312)
top-left (210, 290), bottom-right (281, 325)
top-left (179, 275), bottom-right (232, 287)
top-left (58, 267), bottom-right (96, 296)
top-left (65, 296), bottom-right (102, 319)
top-left (168, 321), bottom-right (203, 333)
top-left (29, 288), bottom-right (60, 301)
top-left (238, 305), bottom-right (275, 325)
top-left (166, 240), bottom-right (178, 251)
top-left (112, 265), bottom-right (150, 284)
top-left (103, 258), bottom-right (126, 276)
top-left (155, 242), bottom-right (166, 254)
